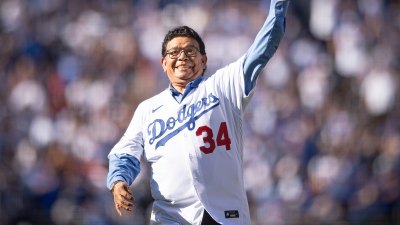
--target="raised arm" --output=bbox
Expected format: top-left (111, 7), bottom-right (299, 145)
top-left (243, 0), bottom-right (289, 95)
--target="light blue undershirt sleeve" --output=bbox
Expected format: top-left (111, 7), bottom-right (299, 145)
top-left (107, 153), bottom-right (141, 190)
top-left (243, 0), bottom-right (289, 95)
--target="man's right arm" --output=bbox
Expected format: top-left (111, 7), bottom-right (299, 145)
top-left (106, 104), bottom-right (145, 215)
top-left (107, 103), bottom-right (145, 190)
top-left (108, 154), bottom-right (138, 215)
top-left (107, 153), bottom-right (141, 190)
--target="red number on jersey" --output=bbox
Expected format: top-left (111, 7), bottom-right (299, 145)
top-left (196, 122), bottom-right (231, 154)
top-left (196, 126), bottom-right (215, 154)
top-left (216, 122), bottom-right (231, 150)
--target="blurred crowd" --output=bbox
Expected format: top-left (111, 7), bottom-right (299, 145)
top-left (0, 0), bottom-right (399, 224)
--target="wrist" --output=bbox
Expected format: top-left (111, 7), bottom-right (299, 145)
top-left (110, 180), bottom-right (123, 193)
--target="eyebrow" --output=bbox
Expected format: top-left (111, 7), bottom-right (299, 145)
top-left (167, 44), bottom-right (198, 50)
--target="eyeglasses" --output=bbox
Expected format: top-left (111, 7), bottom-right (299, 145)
top-left (165, 46), bottom-right (200, 59)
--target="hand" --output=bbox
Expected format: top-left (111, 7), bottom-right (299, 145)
top-left (111, 181), bottom-right (134, 216)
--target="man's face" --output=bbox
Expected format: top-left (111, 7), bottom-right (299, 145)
top-left (161, 37), bottom-right (207, 88)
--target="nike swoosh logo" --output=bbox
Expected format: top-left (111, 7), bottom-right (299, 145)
top-left (152, 105), bottom-right (163, 113)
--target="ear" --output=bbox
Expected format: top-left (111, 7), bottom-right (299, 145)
top-left (201, 55), bottom-right (207, 68)
top-left (161, 57), bottom-right (167, 73)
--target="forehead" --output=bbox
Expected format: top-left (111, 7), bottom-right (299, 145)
top-left (166, 37), bottom-right (199, 49)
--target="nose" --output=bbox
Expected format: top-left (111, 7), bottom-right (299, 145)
top-left (177, 50), bottom-right (189, 60)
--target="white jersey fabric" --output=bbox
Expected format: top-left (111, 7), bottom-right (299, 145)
top-left (110, 56), bottom-right (252, 225)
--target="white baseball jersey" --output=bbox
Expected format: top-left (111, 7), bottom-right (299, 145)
top-left (107, 0), bottom-right (289, 224)
top-left (110, 56), bottom-right (251, 224)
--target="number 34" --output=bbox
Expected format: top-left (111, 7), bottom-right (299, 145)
top-left (195, 122), bottom-right (231, 154)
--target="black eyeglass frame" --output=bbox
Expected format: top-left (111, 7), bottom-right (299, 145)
top-left (164, 46), bottom-right (200, 59)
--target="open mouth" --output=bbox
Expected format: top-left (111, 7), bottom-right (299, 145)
top-left (175, 65), bottom-right (194, 72)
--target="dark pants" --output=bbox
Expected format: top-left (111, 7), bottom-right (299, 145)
top-left (201, 210), bottom-right (220, 225)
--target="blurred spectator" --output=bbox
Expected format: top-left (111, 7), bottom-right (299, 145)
top-left (1, 0), bottom-right (399, 224)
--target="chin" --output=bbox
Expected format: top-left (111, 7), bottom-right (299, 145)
top-left (175, 73), bottom-right (194, 79)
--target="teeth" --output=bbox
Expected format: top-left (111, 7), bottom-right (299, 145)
top-left (177, 65), bottom-right (191, 68)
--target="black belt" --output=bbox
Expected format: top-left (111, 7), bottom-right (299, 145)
top-left (201, 210), bottom-right (221, 225)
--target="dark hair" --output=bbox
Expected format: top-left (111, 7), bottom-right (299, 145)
top-left (161, 26), bottom-right (206, 57)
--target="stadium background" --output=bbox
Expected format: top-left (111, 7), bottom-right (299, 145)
top-left (0, 0), bottom-right (399, 224)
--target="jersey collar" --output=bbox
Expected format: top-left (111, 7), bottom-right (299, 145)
top-left (169, 76), bottom-right (204, 103)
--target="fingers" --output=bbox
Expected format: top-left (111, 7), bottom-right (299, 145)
top-left (126, 186), bottom-right (133, 195)
top-left (114, 197), bottom-right (133, 215)
top-left (117, 193), bottom-right (134, 210)
top-left (117, 188), bottom-right (134, 206)
top-left (112, 182), bottom-right (135, 215)
top-left (115, 195), bottom-right (134, 211)
top-left (115, 202), bottom-right (122, 216)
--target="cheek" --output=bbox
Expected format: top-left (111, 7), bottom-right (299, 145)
top-left (165, 61), bottom-right (175, 71)
top-left (195, 59), bottom-right (205, 69)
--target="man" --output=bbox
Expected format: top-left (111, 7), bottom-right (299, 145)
top-left (107, 0), bottom-right (289, 224)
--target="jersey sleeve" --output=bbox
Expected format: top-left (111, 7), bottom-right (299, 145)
top-left (106, 103), bottom-right (145, 189)
top-left (243, 0), bottom-right (289, 95)
top-left (107, 153), bottom-right (141, 189)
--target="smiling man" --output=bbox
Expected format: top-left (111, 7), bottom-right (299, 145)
top-left (162, 36), bottom-right (207, 93)
top-left (107, 1), bottom-right (289, 224)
